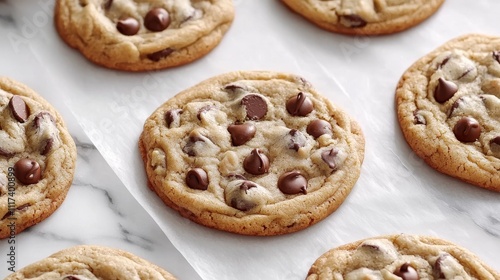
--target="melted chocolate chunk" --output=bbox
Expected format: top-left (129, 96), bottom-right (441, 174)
top-left (186, 168), bottom-right (209, 190)
top-left (413, 111), bottom-right (426, 125)
top-left (493, 51), bottom-right (500, 64)
top-left (307, 119), bottom-right (332, 139)
top-left (117, 17), bottom-right (140, 36)
top-left (0, 147), bottom-right (14, 157)
top-left (14, 158), bottom-right (41, 185)
top-left (147, 48), bottom-right (174, 62)
top-left (224, 84), bottom-right (244, 92)
top-left (448, 97), bottom-right (463, 117)
top-left (239, 181), bottom-right (257, 192)
top-left (433, 254), bottom-right (448, 279)
top-left (438, 56), bottom-right (450, 68)
top-left (1, 203), bottom-right (30, 220)
top-left (394, 263), bottom-right (419, 280)
top-left (241, 94), bottom-right (268, 120)
top-left (278, 171), bottom-right (307, 195)
top-left (197, 105), bottom-right (216, 120)
top-left (228, 173), bottom-right (246, 180)
top-left (144, 8), bottom-right (170, 32)
top-left (34, 112), bottom-right (55, 128)
top-left (243, 149), bottom-right (269, 175)
top-left (165, 109), bottom-right (182, 128)
top-left (321, 148), bottom-right (339, 170)
top-left (340, 14), bottom-right (367, 28)
top-left (41, 138), bottom-right (54, 155)
top-left (9, 96), bottom-right (30, 123)
top-left (491, 136), bottom-right (500, 146)
top-left (287, 129), bottom-right (306, 151)
top-left (434, 78), bottom-right (458, 103)
top-left (453, 117), bottom-right (481, 142)
top-left (228, 123), bottom-right (256, 146)
top-left (182, 134), bottom-right (206, 156)
top-left (286, 92), bottom-right (313, 116)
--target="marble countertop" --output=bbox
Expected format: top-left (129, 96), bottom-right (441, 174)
top-left (1, 1), bottom-right (500, 280)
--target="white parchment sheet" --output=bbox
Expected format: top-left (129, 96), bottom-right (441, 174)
top-left (14, 0), bottom-right (500, 279)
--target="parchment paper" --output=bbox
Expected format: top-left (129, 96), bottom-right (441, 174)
top-left (13, 0), bottom-right (500, 279)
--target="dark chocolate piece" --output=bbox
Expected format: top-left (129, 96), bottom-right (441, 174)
top-left (144, 7), bottom-right (170, 32)
top-left (278, 171), bottom-right (307, 195)
top-left (228, 123), bottom-right (256, 146)
top-left (241, 94), bottom-right (267, 120)
top-left (286, 92), bottom-right (313, 116)
top-left (434, 78), bottom-right (458, 103)
top-left (117, 17), bottom-right (140, 36)
top-left (186, 168), bottom-right (209, 190)
top-left (9, 96), bottom-right (30, 123)
top-left (14, 158), bottom-right (41, 185)
top-left (453, 117), bottom-right (481, 142)
top-left (243, 149), bottom-right (269, 175)
top-left (307, 119), bottom-right (332, 139)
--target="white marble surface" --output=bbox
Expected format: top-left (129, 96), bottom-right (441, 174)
top-left (0, 1), bottom-right (500, 280)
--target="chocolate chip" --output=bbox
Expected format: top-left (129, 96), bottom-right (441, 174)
top-left (321, 148), bottom-right (339, 170)
top-left (339, 14), bottom-right (367, 28)
top-left (434, 78), bottom-right (458, 103)
top-left (457, 68), bottom-right (473, 80)
top-left (144, 8), bottom-right (170, 32)
top-left (493, 51), bottom-right (500, 64)
top-left (0, 147), bottom-right (14, 157)
top-left (165, 109), bottom-right (182, 128)
top-left (14, 158), bottom-right (41, 185)
top-left (413, 111), bottom-right (426, 125)
top-left (230, 181), bottom-right (258, 211)
top-left (453, 117), bottom-right (481, 142)
top-left (438, 56), bottom-right (450, 68)
top-left (278, 171), bottom-right (307, 195)
top-left (228, 123), bottom-right (256, 146)
top-left (286, 92), bottom-right (313, 116)
top-left (117, 17), bottom-right (140, 36)
top-left (241, 94), bottom-right (268, 120)
top-left (9, 96), bottom-right (30, 123)
top-left (197, 105), bottom-right (216, 120)
top-left (287, 129), bottom-right (306, 151)
top-left (243, 149), bottom-right (269, 175)
top-left (34, 112), bottom-right (55, 128)
top-left (223, 84), bottom-right (244, 93)
top-left (228, 173), bottom-right (246, 180)
top-left (186, 168), bottom-right (209, 190)
top-left (394, 263), bottom-right (419, 280)
top-left (147, 48), bottom-right (174, 62)
top-left (307, 119), bottom-right (332, 139)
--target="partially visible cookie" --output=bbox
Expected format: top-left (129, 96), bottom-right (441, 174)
top-left (281, 0), bottom-right (444, 35)
top-left (0, 77), bottom-right (76, 239)
top-left (139, 71), bottom-right (365, 235)
top-left (307, 234), bottom-right (500, 279)
top-left (54, 0), bottom-right (234, 71)
top-left (396, 34), bottom-right (500, 192)
top-left (4, 245), bottom-right (177, 279)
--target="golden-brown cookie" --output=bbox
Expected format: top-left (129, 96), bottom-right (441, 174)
top-left (139, 71), bottom-right (365, 235)
top-left (4, 245), bottom-right (177, 279)
top-left (0, 77), bottom-right (77, 239)
top-left (54, 0), bottom-right (234, 71)
top-left (396, 34), bottom-right (500, 192)
top-left (307, 234), bottom-right (500, 280)
top-left (281, 0), bottom-right (445, 35)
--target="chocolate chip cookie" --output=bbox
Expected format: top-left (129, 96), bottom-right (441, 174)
top-left (307, 234), bottom-right (500, 279)
top-left (4, 245), bottom-right (177, 279)
top-left (0, 77), bottom-right (76, 239)
top-left (139, 71), bottom-right (365, 235)
top-left (396, 34), bottom-right (500, 192)
top-left (281, 0), bottom-right (444, 35)
top-left (54, 0), bottom-right (234, 71)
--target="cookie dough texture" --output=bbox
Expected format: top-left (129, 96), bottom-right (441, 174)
top-left (0, 77), bottom-right (76, 239)
top-left (5, 245), bottom-right (177, 279)
top-left (281, 0), bottom-right (444, 35)
top-left (396, 34), bottom-right (500, 191)
top-left (54, 0), bottom-right (234, 71)
top-left (307, 234), bottom-right (500, 280)
top-left (139, 71), bottom-right (365, 235)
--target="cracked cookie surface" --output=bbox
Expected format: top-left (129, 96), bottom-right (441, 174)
top-left (396, 34), bottom-right (500, 192)
top-left (281, 0), bottom-right (444, 35)
top-left (54, 0), bottom-right (234, 71)
top-left (139, 71), bottom-right (365, 235)
top-left (0, 77), bottom-right (76, 239)
top-left (307, 234), bottom-right (500, 280)
top-left (4, 245), bottom-right (177, 279)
